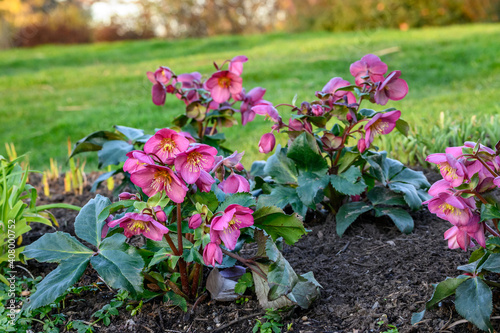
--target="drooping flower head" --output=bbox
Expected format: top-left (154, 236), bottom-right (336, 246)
top-left (210, 204), bottom-right (254, 250)
top-left (424, 192), bottom-right (474, 226)
top-left (174, 144), bottom-right (218, 184)
top-left (238, 87), bottom-right (268, 125)
top-left (258, 132), bottom-right (276, 154)
top-left (374, 70), bottom-right (408, 105)
top-left (444, 214), bottom-right (486, 251)
top-left (147, 67), bottom-right (173, 106)
top-left (195, 170), bottom-right (216, 193)
top-left (176, 72), bottom-right (202, 105)
top-left (205, 70), bottom-right (243, 104)
top-left (364, 110), bottom-right (401, 148)
top-left (107, 212), bottom-right (169, 241)
top-left (123, 150), bottom-right (154, 174)
top-left (350, 54), bottom-right (387, 86)
top-left (144, 128), bottom-right (190, 164)
top-left (321, 77), bottom-right (356, 104)
top-left (251, 103), bottom-right (280, 122)
top-left (426, 153), bottom-right (467, 188)
top-left (130, 165), bottom-right (188, 203)
top-left (219, 174), bottom-right (250, 194)
top-left (203, 241), bottom-right (223, 266)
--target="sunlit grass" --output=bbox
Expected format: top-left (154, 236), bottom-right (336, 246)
top-left (0, 23), bottom-right (499, 170)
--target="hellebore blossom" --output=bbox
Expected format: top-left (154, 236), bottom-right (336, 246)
top-left (203, 241), bottom-right (223, 266)
top-left (350, 54), bottom-right (387, 86)
top-left (147, 66), bottom-right (173, 106)
top-left (424, 192), bottom-right (475, 226)
top-left (176, 72), bottom-right (202, 105)
top-left (426, 153), bottom-right (467, 188)
top-left (228, 55), bottom-right (248, 76)
top-left (219, 173), bottom-right (250, 194)
top-left (195, 170), bottom-right (216, 193)
top-left (154, 206), bottom-right (167, 223)
top-left (175, 144), bottom-right (218, 184)
top-left (130, 165), bottom-right (188, 203)
top-left (189, 213), bottom-right (203, 229)
top-left (364, 110), bottom-right (401, 148)
top-left (210, 204), bottom-right (254, 250)
top-left (144, 128), bottom-right (190, 164)
top-left (205, 70), bottom-right (243, 104)
top-left (321, 77), bottom-right (356, 104)
top-left (251, 103), bottom-right (280, 122)
top-left (123, 150), bottom-right (154, 174)
top-left (238, 87), bottom-right (269, 125)
top-left (444, 215), bottom-right (486, 251)
top-left (258, 132), bottom-right (276, 154)
top-left (374, 71), bottom-right (409, 106)
top-left (107, 212), bottom-right (169, 241)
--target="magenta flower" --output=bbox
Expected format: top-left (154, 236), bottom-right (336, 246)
top-left (357, 138), bottom-right (366, 153)
top-left (444, 214), bottom-right (486, 251)
top-left (228, 55), bottom-right (248, 76)
top-left (101, 215), bottom-right (114, 239)
top-left (349, 54), bottom-right (387, 85)
top-left (118, 192), bottom-right (140, 201)
top-left (205, 70), bottom-right (243, 104)
top-left (175, 144), bottom-right (218, 184)
top-left (222, 151), bottom-right (245, 168)
top-left (130, 165), bottom-right (188, 203)
top-left (494, 177), bottom-right (500, 188)
top-left (428, 179), bottom-right (453, 196)
top-left (424, 192), bottom-right (474, 226)
top-left (374, 71), bottom-right (409, 105)
top-left (107, 212), bottom-right (169, 241)
top-left (259, 133), bottom-right (276, 154)
top-left (154, 206), bottom-right (167, 223)
top-left (288, 118), bottom-right (304, 131)
top-left (219, 174), bottom-right (250, 194)
top-left (147, 67), bottom-right (173, 106)
top-left (321, 77), bottom-right (356, 104)
top-left (176, 72), bottom-right (202, 105)
top-left (238, 87), bottom-right (268, 125)
top-left (195, 170), bottom-right (216, 193)
top-left (210, 204), bottom-right (254, 250)
top-left (123, 150), bottom-right (154, 174)
top-left (203, 241), bottom-right (223, 266)
top-left (189, 213), bottom-right (203, 229)
top-left (426, 153), bottom-right (467, 188)
top-left (144, 129), bottom-right (190, 164)
top-left (364, 110), bottom-right (401, 148)
top-left (311, 104), bottom-right (325, 117)
top-left (251, 103), bottom-right (280, 122)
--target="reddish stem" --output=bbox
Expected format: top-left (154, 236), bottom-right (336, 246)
top-left (485, 224), bottom-right (500, 238)
top-left (177, 203), bottom-right (190, 296)
top-left (221, 249), bottom-right (267, 281)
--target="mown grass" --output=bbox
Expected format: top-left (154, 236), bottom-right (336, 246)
top-left (0, 23), bottom-right (499, 171)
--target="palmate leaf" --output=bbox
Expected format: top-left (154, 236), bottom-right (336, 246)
top-left (98, 140), bottom-right (134, 168)
top-left (265, 240), bottom-right (298, 301)
top-left (387, 182), bottom-right (422, 211)
top-left (329, 166), bottom-right (366, 196)
top-left (253, 206), bottom-right (306, 245)
top-left (114, 125), bottom-right (146, 142)
top-left (217, 192), bottom-right (256, 212)
top-left (23, 232), bottom-right (93, 263)
top-left (257, 185), bottom-right (308, 217)
top-left (374, 206), bottom-right (414, 234)
top-left (287, 132), bottom-right (328, 173)
top-left (70, 130), bottom-right (125, 158)
top-left (297, 172), bottom-right (330, 208)
top-left (263, 146), bottom-right (298, 184)
top-left (336, 202), bottom-right (373, 236)
top-left (367, 186), bottom-right (406, 206)
top-left (286, 271), bottom-right (322, 309)
top-left (75, 194), bottom-right (111, 247)
top-left (455, 277), bottom-right (493, 332)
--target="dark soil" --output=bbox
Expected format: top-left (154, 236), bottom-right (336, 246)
top-left (16, 170), bottom-right (494, 333)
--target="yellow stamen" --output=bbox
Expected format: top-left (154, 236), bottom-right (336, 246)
top-left (186, 152), bottom-right (206, 172)
top-left (439, 163), bottom-right (458, 180)
top-left (218, 76), bottom-right (231, 88)
top-left (130, 219), bottom-right (150, 232)
top-left (158, 138), bottom-right (177, 154)
top-left (373, 119), bottom-right (389, 134)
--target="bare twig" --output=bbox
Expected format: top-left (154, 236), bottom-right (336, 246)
top-left (213, 311), bottom-right (265, 332)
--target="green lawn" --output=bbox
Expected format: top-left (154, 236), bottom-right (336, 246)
top-left (1, 23), bottom-right (499, 171)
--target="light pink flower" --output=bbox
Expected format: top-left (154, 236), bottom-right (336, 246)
top-left (258, 133), bottom-right (276, 154)
top-left (176, 72), bottom-right (202, 105)
top-left (130, 165), bottom-right (188, 203)
top-left (424, 192), bottom-right (474, 226)
top-left (228, 55), bottom-right (248, 76)
top-left (123, 150), bottom-right (154, 173)
top-left (428, 179), bottom-right (453, 196)
top-left (144, 129), bottom-right (190, 164)
top-left (238, 87), bottom-right (268, 125)
top-left (349, 54), bottom-right (387, 85)
top-left (251, 103), bottom-right (280, 122)
top-left (494, 177), bottom-right (500, 188)
top-left (426, 153), bottom-right (467, 188)
top-left (364, 110), bottom-right (401, 148)
top-left (107, 212), bottom-right (169, 241)
top-left (374, 71), bottom-right (409, 105)
top-left (175, 144), bottom-right (218, 184)
top-left (357, 138), bottom-right (366, 153)
top-left (203, 241), bottom-right (223, 266)
top-left (321, 77), bottom-right (356, 104)
top-left (219, 174), bottom-right (250, 194)
top-left (101, 215), bottom-right (114, 239)
top-left (210, 204), bottom-right (254, 250)
top-left (154, 206), bottom-right (167, 222)
top-left (206, 71), bottom-right (243, 103)
top-left (444, 215), bottom-right (486, 251)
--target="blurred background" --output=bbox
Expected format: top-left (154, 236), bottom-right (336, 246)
top-left (1, 0), bottom-right (499, 177)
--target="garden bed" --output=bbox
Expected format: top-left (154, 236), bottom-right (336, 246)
top-left (19, 170), bottom-right (488, 333)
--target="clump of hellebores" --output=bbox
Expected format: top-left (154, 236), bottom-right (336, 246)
top-left (250, 54), bottom-right (426, 236)
top-left (414, 140), bottom-right (500, 332)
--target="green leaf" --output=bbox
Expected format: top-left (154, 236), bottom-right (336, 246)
top-left (98, 200), bottom-right (135, 221)
top-left (250, 161), bottom-right (267, 178)
top-left (388, 182), bottom-right (422, 211)
top-left (455, 277), bottom-right (493, 332)
top-left (486, 237), bottom-right (500, 248)
top-left (469, 248), bottom-right (486, 263)
top-left (358, 108), bottom-right (377, 118)
top-left (367, 186), bottom-right (406, 206)
top-left (458, 259), bottom-right (483, 274)
top-left (374, 207), bottom-right (414, 234)
top-left (481, 204), bottom-right (500, 222)
top-left (91, 169), bottom-right (120, 192)
top-left (253, 206), bottom-right (306, 245)
top-left (266, 242), bottom-right (298, 301)
top-left (425, 276), bottom-right (469, 309)
top-left (23, 231), bottom-right (93, 262)
top-left (257, 185), bottom-right (308, 217)
top-left (263, 146), bottom-right (298, 184)
top-left (75, 195), bottom-right (112, 247)
top-left (114, 125), bottom-right (145, 142)
top-left (98, 140), bottom-right (134, 169)
top-left (481, 253), bottom-right (500, 273)
top-left (70, 130), bottom-right (125, 158)
top-left (24, 258), bottom-right (90, 310)
top-left (337, 151), bottom-right (359, 174)
top-left (329, 166), bottom-right (366, 196)
top-left (287, 132), bottom-right (328, 173)
top-left (192, 191), bottom-right (219, 212)
top-left (286, 271), bottom-right (322, 309)
top-left (164, 291), bottom-right (188, 312)
top-left (297, 172), bottom-right (330, 208)
top-left (336, 202), bottom-right (372, 236)
top-left (363, 151), bottom-right (387, 184)
top-left (91, 234), bottom-right (145, 297)
top-left (217, 192), bottom-right (256, 212)
top-left (390, 168), bottom-right (430, 189)
top-left (395, 118), bottom-right (410, 137)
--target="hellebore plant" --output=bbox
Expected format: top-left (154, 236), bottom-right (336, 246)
top-left (251, 54), bottom-right (429, 235)
top-left (22, 128), bottom-right (321, 313)
top-left (413, 140), bottom-right (500, 332)
top-left (70, 55), bottom-right (270, 192)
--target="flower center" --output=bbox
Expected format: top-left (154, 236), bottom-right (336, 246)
top-left (187, 152), bottom-right (205, 171)
top-left (440, 163), bottom-right (458, 180)
top-left (152, 169), bottom-right (172, 191)
top-left (130, 219), bottom-right (150, 232)
top-left (223, 218), bottom-right (239, 234)
top-left (439, 203), bottom-right (462, 216)
top-left (158, 138), bottom-right (177, 154)
top-left (218, 76), bottom-right (231, 89)
top-left (373, 119), bottom-right (389, 134)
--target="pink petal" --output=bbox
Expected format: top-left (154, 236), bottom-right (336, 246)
top-left (152, 83), bottom-right (166, 106)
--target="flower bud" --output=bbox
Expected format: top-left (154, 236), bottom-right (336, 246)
top-left (119, 192), bottom-right (139, 201)
top-left (203, 242), bottom-right (223, 266)
top-left (311, 104), bottom-right (324, 117)
top-left (357, 138), bottom-right (367, 153)
top-left (288, 118), bottom-right (304, 131)
top-left (189, 213), bottom-right (203, 229)
top-left (154, 206), bottom-right (167, 222)
top-left (321, 133), bottom-right (342, 151)
top-left (235, 163), bottom-right (245, 172)
top-left (258, 133), bottom-right (276, 154)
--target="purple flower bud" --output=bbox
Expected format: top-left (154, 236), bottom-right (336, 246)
top-left (119, 192), bottom-right (139, 201)
top-left (258, 133), bottom-right (276, 154)
top-left (154, 206), bottom-right (167, 223)
top-left (189, 213), bottom-right (203, 229)
top-left (357, 138), bottom-right (367, 153)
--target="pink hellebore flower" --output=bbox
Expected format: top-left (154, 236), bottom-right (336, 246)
top-left (195, 170), bottom-right (216, 193)
top-left (189, 213), bottom-right (203, 229)
top-left (239, 87), bottom-right (269, 125)
top-left (223, 151), bottom-right (245, 168)
top-left (374, 71), bottom-right (409, 105)
top-left (444, 215), bottom-right (486, 251)
top-left (175, 144), bottom-right (218, 184)
top-left (203, 241), bottom-right (223, 266)
top-left (251, 103), bottom-right (280, 122)
top-left (424, 192), bottom-right (474, 226)
top-left (228, 55), bottom-right (248, 76)
top-left (123, 150), bottom-right (154, 174)
top-left (357, 138), bottom-right (367, 153)
top-left (288, 118), bottom-right (304, 131)
top-left (494, 177), bottom-right (500, 188)
top-left (427, 179), bottom-right (453, 196)
top-left (101, 215), bottom-right (114, 239)
top-left (107, 212), bottom-right (169, 241)
top-left (219, 174), bottom-right (250, 194)
top-left (426, 153), bottom-right (467, 188)
top-left (205, 70), bottom-right (243, 104)
top-left (210, 204), bottom-right (254, 250)
top-left (144, 129), bottom-right (190, 164)
top-left (311, 104), bottom-right (325, 117)
top-left (176, 72), bottom-right (202, 105)
top-left (147, 66), bottom-right (173, 106)
top-left (259, 133), bottom-right (276, 154)
top-left (130, 165), bottom-right (188, 203)
top-left (154, 206), bottom-right (167, 223)
top-left (349, 54), bottom-right (387, 86)
top-left (364, 110), bottom-right (401, 148)
top-left (321, 77), bottom-right (356, 104)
